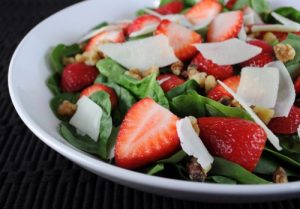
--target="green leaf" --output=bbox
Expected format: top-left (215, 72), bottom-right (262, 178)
top-left (97, 58), bottom-right (169, 108)
top-left (159, 0), bottom-right (175, 6)
top-left (158, 150), bottom-right (187, 164)
top-left (205, 104), bottom-right (225, 117)
top-left (273, 7), bottom-right (300, 23)
top-left (208, 176), bottom-right (237, 184)
top-left (280, 135), bottom-right (300, 154)
top-left (46, 73), bottom-right (61, 95)
top-left (89, 91), bottom-right (112, 114)
top-left (210, 157), bottom-right (270, 184)
top-left (166, 79), bottom-right (199, 100)
top-left (127, 33), bottom-right (153, 41)
top-left (231, 0), bottom-right (270, 14)
top-left (231, 0), bottom-right (249, 10)
top-left (50, 44), bottom-right (81, 74)
top-left (264, 147), bottom-right (300, 168)
top-left (91, 21), bottom-right (108, 30)
top-left (254, 153), bottom-right (299, 177)
top-left (282, 34), bottom-right (300, 79)
top-left (60, 122), bottom-right (101, 155)
top-left (50, 93), bottom-right (80, 121)
top-left (147, 163), bottom-right (165, 175)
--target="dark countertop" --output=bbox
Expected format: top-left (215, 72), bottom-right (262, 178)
top-left (1, 0), bottom-right (300, 208)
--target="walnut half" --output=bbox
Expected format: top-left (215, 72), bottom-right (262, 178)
top-left (57, 100), bottom-right (77, 117)
top-left (273, 43), bottom-right (296, 63)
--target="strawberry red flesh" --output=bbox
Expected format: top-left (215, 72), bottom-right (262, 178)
top-left (60, 63), bottom-right (99, 92)
top-left (115, 98), bottom-right (180, 169)
top-left (225, 0), bottom-right (237, 9)
top-left (268, 106), bottom-right (300, 134)
top-left (85, 29), bottom-right (125, 51)
top-left (80, 84), bottom-right (118, 108)
top-left (239, 40), bottom-right (275, 67)
top-left (207, 11), bottom-right (243, 42)
top-left (198, 117), bottom-right (267, 171)
top-left (157, 74), bottom-right (185, 92)
top-left (155, 1), bottom-right (184, 15)
top-left (155, 19), bottom-right (202, 61)
top-left (126, 15), bottom-right (160, 36)
top-left (191, 53), bottom-right (234, 80)
top-left (294, 76), bottom-right (300, 95)
top-left (207, 75), bottom-right (240, 101)
top-left (185, 0), bottom-right (222, 25)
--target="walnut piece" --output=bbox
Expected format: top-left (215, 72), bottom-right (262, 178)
top-left (57, 100), bottom-right (77, 117)
top-left (187, 65), bottom-right (207, 88)
top-left (252, 106), bottom-right (274, 124)
top-left (204, 75), bottom-right (217, 93)
top-left (186, 157), bottom-right (206, 182)
top-left (274, 43), bottom-right (296, 63)
top-left (273, 167), bottom-right (288, 184)
top-left (263, 32), bottom-right (278, 45)
top-left (75, 49), bottom-right (104, 66)
top-left (171, 61), bottom-right (184, 75)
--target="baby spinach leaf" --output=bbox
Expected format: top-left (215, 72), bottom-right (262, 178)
top-left (264, 147), bottom-right (300, 168)
top-left (210, 157), bottom-right (270, 184)
top-left (208, 176), bottom-right (237, 184)
top-left (205, 104), bottom-right (225, 117)
top-left (158, 150), bottom-right (187, 164)
top-left (282, 34), bottom-right (300, 79)
top-left (159, 0), bottom-right (175, 6)
top-left (279, 135), bottom-right (300, 154)
top-left (60, 122), bottom-right (100, 155)
top-left (50, 92), bottom-right (80, 121)
top-left (91, 21), bottom-right (108, 30)
top-left (89, 91), bottom-right (112, 114)
top-left (47, 73), bottom-right (61, 95)
top-left (97, 58), bottom-right (169, 108)
top-left (273, 7), bottom-right (300, 23)
top-left (166, 79), bottom-right (199, 100)
top-left (231, 0), bottom-right (270, 14)
top-left (147, 163), bottom-right (165, 175)
top-left (50, 44), bottom-right (81, 74)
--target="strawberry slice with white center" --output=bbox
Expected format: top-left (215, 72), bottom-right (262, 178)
top-left (155, 19), bottom-right (202, 61)
top-left (185, 0), bottom-right (222, 25)
top-left (115, 98), bottom-right (180, 169)
top-left (126, 15), bottom-right (161, 37)
top-left (207, 11), bottom-right (243, 42)
top-left (85, 29), bottom-right (125, 51)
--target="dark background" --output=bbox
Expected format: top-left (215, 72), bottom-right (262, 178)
top-left (1, 0), bottom-right (300, 208)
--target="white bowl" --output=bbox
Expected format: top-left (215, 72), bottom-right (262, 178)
top-left (8, 0), bottom-right (300, 202)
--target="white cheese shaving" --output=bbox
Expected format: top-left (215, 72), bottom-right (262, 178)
top-left (70, 96), bottom-right (103, 142)
top-left (238, 25), bottom-right (248, 41)
top-left (243, 7), bottom-right (263, 25)
top-left (193, 38), bottom-right (262, 65)
top-left (157, 76), bottom-right (171, 85)
top-left (176, 117), bottom-right (214, 173)
top-left (252, 24), bottom-right (299, 33)
top-left (217, 80), bottom-right (282, 151)
top-left (191, 16), bottom-right (214, 31)
top-left (265, 61), bottom-right (296, 117)
top-left (237, 67), bottom-right (280, 108)
top-left (271, 12), bottom-right (300, 31)
top-left (99, 34), bottom-right (178, 71)
top-left (129, 23), bottom-right (159, 37)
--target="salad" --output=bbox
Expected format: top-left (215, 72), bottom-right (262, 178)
top-left (47, 0), bottom-right (300, 185)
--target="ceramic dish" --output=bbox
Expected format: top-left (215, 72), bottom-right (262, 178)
top-left (8, 0), bottom-right (300, 202)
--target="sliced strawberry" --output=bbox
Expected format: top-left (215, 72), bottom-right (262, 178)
top-left (85, 29), bottom-right (125, 51)
top-left (268, 106), bottom-right (300, 134)
top-left (155, 1), bottom-right (183, 15)
top-left (185, 0), bottom-right (222, 25)
top-left (157, 74), bottom-right (185, 92)
top-left (80, 84), bottom-right (118, 108)
top-left (207, 75), bottom-right (240, 101)
top-left (60, 63), bottom-right (99, 92)
top-left (198, 117), bottom-right (267, 171)
top-left (207, 11), bottom-right (243, 42)
top-left (115, 98), bottom-right (180, 169)
top-left (126, 15), bottom-right (161, 36)
top-left (155, 19), bottom-right (202, 61)
top-left (225, 0), bottom-right (237, 9)
top-left (191, 53), bottom-right (234, 80)
top-left (239, 40), bottom-right (275, 67)
top-left (294, 76), bottom-right (300, 95)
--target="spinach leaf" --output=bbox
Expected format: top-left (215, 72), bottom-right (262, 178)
top-left (170, 90), bottom-right (251, 119)
top-left (254, 153), bottom-right (299, 177)
top-left (210, 157), bottom-right (270, 184)
top-left (208, 176), bottom-right (237, 184)
top-left (166, 79), bottom-right (199, 100)
top-left (50, 92), bottom-right (80, 121)
top-left (283, 34), bottom-right (300, 79)
top-left (50, 44), bottom-right (81, 74)
top-left (60, 122), bottom-right (101, 155)
top-left (147, 163), bottom-right (165, 175)
top-left (264, 147), bottom-right (300, 168)
top-left (231, 0), bottom-right (270, 14)
top-left (280, 135), bottom-right (300, 154)
top-left (91, 21), bottom-right (108, 30)
top-left (158, 150), bottom-right (187, 164)
top-left (273, 7), bottom-right (300, 23)
top-left (97, 58), bottom-right (169, 108)
top-left (47, 73), bottom-right (61, 95)
top-left (89, 91), bottom-right (112, 114)
top-left (159, 0), bottom-right (175, 6)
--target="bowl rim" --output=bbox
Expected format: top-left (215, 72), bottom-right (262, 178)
top-left (8, 0), bottom-right (300, 198)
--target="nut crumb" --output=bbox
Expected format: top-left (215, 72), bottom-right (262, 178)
top-left (263, 32), bottom-right (278, 45)
top-left (63, 57), bottom-right (75, 66)
top-left (273, 167), bottom-right (288, 183)
top-left (274, 43), bottom-right (296, 63)
top-left (57, 100), bottom-right (77, 117)
top-left (186, 157), bottom-right (206, 182)
top-left (171, 61), bottom-right (184, 75)
top-left (75, 49), bottom-right (104, 66)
